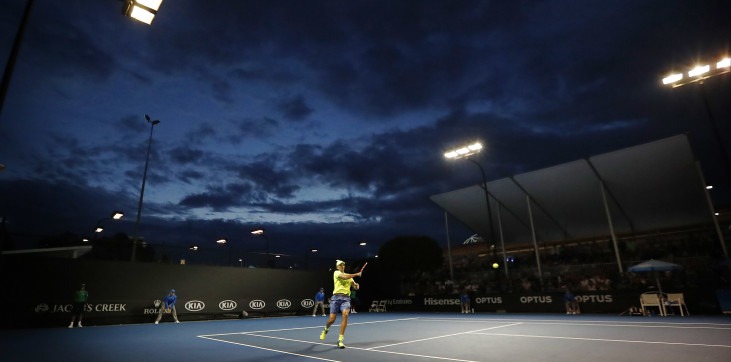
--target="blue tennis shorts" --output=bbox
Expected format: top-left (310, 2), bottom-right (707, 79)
top-left (329, 294), bottom-right (351, 314)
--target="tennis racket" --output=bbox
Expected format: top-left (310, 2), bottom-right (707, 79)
top-left (359, 262), bottom-right (368, 274)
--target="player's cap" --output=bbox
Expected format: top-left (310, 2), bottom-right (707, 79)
top-left (320, 287), bottom-right (324, 290)
top-left (80, 283), bottom-right (86, 287)
top-left (336, 259), bottom-right (345, 266)
top-left (170, 289), bottom-right (175, 293)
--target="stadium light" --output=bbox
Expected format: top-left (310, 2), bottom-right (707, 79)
top-left (444, 142), bottom-right (483, 159)
top-left (216, 239), bottom-right (227, 244)
top-left (688, 64), bottom-right (710, 77)
top-left (662, 55), bottom-right (730, 88)
top-left (122, 0), bottom-right (163, 25)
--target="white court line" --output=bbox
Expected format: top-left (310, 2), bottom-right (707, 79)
top-left (241, 332), bottom-right (479, 362)
top-left (197, 335), bottom-right (341, 362)
top-left (415, 319), bottom-right (731, 330)
top-left (473, 332), bottom-right (731, 348)
top-left (364, 322), bottom-right (523, 350)
top-left (199, 317), bottom-right (419, 337)
top-left (415, 317), bottom-right (731, 327)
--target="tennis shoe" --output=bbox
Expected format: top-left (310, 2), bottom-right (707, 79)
top-left (338, 340), bottom-right (345, 349)
top-left (68, 324), bottom-right (73, 328)
top-left (154, 321), bottom-right (159, 324)
top-left (320, 329), bottom-right (328, 340)
top-left (77, 323), bottom-right (82, 328)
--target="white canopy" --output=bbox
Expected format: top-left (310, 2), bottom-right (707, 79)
top-left (431, 134), bottom-right (724, 277)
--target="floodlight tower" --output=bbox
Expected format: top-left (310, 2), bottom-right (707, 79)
top-left (444, 142), bottom-right (506, 280)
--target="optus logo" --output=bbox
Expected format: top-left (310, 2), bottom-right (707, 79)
top-left (277, 299), bottom-right (292, 309)
top-left (219, 300), bottom-right (237, 311)
top-left (249, 300), bottom-right (265, 309)
top-left (185, 300), bottom-right (205, 311)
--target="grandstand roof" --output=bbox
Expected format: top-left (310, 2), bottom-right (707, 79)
top-left (430, 134), bottom-right (714, 247)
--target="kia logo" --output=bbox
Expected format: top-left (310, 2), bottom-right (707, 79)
top-left (277, 299), bottom-right (292, 309)
top-left (249, 300), bottom-right (265, 310)
top-left (301, 299), bottom-right (315, 308)
top-left (219, 300), bottom-right (237, 311)
top-left (185, 300), bottom-right (205, 312)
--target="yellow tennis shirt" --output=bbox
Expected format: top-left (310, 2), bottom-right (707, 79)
top-left (333, 270), bottom-right (353, 295)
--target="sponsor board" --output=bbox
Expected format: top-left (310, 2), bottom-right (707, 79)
top-left (475, 297), bottom-right (503, 304)
top-left (301, 299), bottom-right (315, 308)
top-left (219, 300), bottom-right (237, 311)
top-left (249, 300), bottom-right (265, 310)
top-left (276, 299), bottom-right (292, 309)
top-left (185, 300), bottom-right (205, 312)
top-left (575, 294), bottom-right (613, 303)
top-left (424, 298), bottom-right (460, 306)
top-left (387, 299), bottom-right (413, 305)
top-left (34, 303), bottom-right (127, 313)
top-left (519, 296), bottom-right (552, 304)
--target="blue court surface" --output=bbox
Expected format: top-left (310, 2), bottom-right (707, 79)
top-left (3, 313), bottom-right (730, 361)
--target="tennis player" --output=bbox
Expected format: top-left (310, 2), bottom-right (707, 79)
top-left (319, 260), bottom-right (361, 349)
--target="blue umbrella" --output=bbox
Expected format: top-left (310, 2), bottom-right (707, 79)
top-left (627, 259), bottom-right (682, 294)
top-left (627, 259), bottom-right (682, 272)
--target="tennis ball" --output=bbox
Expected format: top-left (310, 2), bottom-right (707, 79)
top-left (492, 263), bottom-right (499, 269)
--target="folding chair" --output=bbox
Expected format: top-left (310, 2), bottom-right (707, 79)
top-left (666, 293), bottom-right (689, 316)
top-left (368, 300), bottom-right (380, 312)
top-left (377, 300), bottom-right (387, 312)
top-left (640, 292), bottom-right (666, 316)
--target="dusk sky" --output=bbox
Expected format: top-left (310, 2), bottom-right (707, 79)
top-left (1, 0), bottom-right (729, 267)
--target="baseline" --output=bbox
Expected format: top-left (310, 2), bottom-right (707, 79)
top-left (473, 332), bottom-right (731, 349)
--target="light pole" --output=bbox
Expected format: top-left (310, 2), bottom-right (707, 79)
top-left (444, 142), bottom-right (506, 281)
top-left (251, 228), bottom-right (271, 267)
top-left (216, 238), bottom-right (231, 266)
top-left (132, 115), bottom-right (159, 262)
top-left (662, 56), bottom-right (730, 259)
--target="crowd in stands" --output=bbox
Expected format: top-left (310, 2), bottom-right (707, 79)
top-left (403, 226), bottom-right (731, 296)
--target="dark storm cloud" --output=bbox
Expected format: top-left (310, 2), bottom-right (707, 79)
top-left (170, 147), bottom-right (205, 165)
top-left (277, 95), bottom-right (313, 121)
top-left (233, 159), bottom-right (301, 199)
top-left (231, 117), bottom-right (280, 141)
top-left (22, 8), bottom-right (117, 83)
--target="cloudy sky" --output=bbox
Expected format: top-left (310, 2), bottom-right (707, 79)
top-left (1, 0), bottom-right (729, 267)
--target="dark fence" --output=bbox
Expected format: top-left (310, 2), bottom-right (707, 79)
top-left (1, 256), bottom-right (331, 328)
top-left (371, 290), bottom-right (724, 315)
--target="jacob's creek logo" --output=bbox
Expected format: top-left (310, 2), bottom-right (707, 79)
top-left (301, 299), bottom-right (315, 308)
top-left (249, 300), bottom-right (265, 309)
top-left (185, 300), bottom-right (205, 312)
top-left (219, 300), bottom-right (237, 311)
top-left (277, 299), bottom-right (292, 309)
top-left (35, 303), bottom-right (126, 313)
